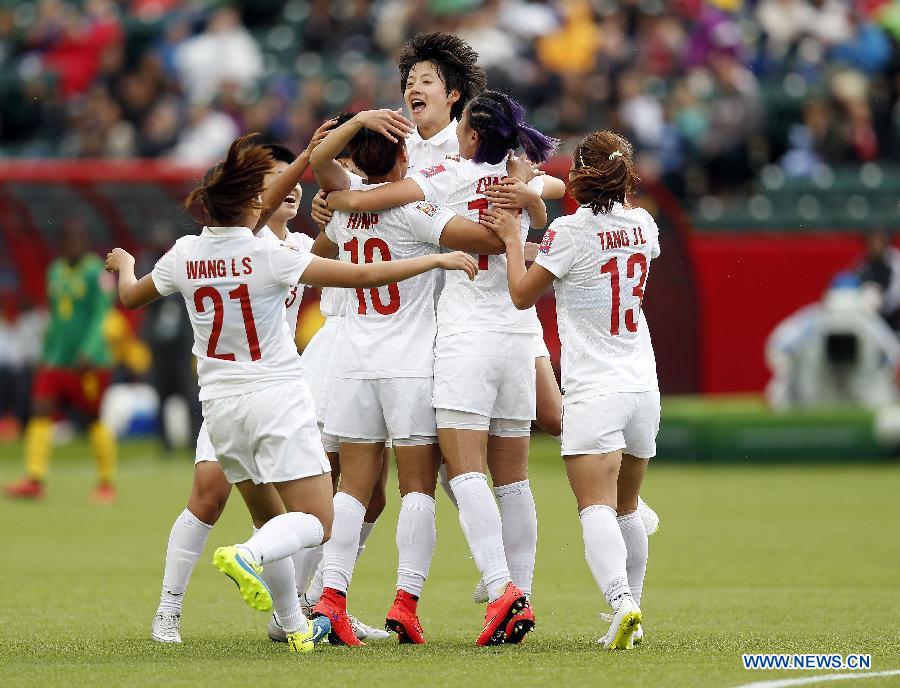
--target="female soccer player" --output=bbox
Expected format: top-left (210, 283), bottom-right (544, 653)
top-left (327, 90), bottom-right (558, 645)
top-left (480, 130), bottom-right (658, 650)
top-left (107, 134), bottom-right (477, 653)
top-left (150, 130), bottom-right (355, 645)
top-left (308, 110), bottom-right (512, 645)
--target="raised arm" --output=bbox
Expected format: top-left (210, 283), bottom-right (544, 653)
top-left (300, 251), bottom-right (478, 289)
top-left (541, 175), bottom-right (567, 200)
top-left (255, 119), bottom-right (336, 231)
top-left (480, 208), bottom-right (555, 309)
top-left (104, 249), bottom-right (162, 309)
top-left (326, 177), bottom-right (424, 213)
top-left (311, 110), bottom-right (413, 193)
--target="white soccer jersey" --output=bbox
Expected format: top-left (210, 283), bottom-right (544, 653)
top-left (257, 227), bottom-right (313, 338)
top-left (325, 189), bottom-right (454, 378)
top-left (406, 119), bottom-right (458, 174)
top-left (318, 173), bottom-right (368, 320)
top-left (411, 156), bottom-right (541, 335)
top-left (535, 204), bottom-right (661, 402)
top-left (152, 226), bottom-right (313, 400)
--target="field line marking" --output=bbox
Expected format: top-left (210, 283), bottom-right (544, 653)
top-left (732, 670), bottom-right (900, 688)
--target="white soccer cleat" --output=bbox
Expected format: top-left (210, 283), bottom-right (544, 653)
top-left (349, 614), bottom-right (390, 640)
top-left (601, 612), bottom-right (644, 647)
top-left (151, 612), bottom-right (182, 643)
top-left (637, 496), bottom-right (659, 536)
top-left (472, 579), bottom-right (488, 604)
top-left (598, 597), bottom-right (642, 650)
top-left (267, 614), bottom-right (287, 643)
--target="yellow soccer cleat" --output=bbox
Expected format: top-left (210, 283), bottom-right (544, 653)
top-left (287, 616), bottom-right (332, 653)
top-left (212, 546), bottom-right (273, 612)
top-left (599, 597), bottom-right (642, 650)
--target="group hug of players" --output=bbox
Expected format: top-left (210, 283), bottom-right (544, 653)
top-left (102, 31), bottom-right (663, 652)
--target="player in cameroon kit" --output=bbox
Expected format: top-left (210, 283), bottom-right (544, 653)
top-left (482, 131), bottom-right (659, 650)
top-left (4, 222), bottom-right (117, 503)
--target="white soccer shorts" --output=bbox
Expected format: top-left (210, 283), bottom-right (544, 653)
top-left (194, 420), bottom-right (217, 464)
top-left (299, 316), bottom-right (344, 426)
top-left (202, 379), bottom-right (330, 485)
top-left (561, 391), bottom-right (660, 459)
top-left (324, 376), bottom-right (437, 444)
top-left (534, 332), bottom-right (550, 359)
top-left (433, 331), bottom-right (536, 421)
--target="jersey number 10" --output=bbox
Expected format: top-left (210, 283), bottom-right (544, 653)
top-left (600, 254), bottom-right (648, 336)
top-left (343, 237), bottom-right (401, 315)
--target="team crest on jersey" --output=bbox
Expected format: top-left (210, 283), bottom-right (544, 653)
top-left (539, 229), bottom-right (557, 255)
top-left (415, 202), bottom-right (440, 217)
top-left (419, 163), bottom-right (446, 178)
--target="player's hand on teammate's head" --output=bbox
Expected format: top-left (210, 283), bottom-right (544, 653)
top-left (355, 109), bottom-right (414, 143)
top-left (437, 251), bottom-right (479, 281)
top-left (311, 189), bottom-right (333, 227)
top-left (484, 177), bottom-right (534, 210)
top-left (105, 248), bottom-right (135, 273)
top-left (305, 118), bottom-right (339, 153)
top-left (479, 207), bottom-right (520, 244)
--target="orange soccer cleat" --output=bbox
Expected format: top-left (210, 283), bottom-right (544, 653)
top-left (312, 588), bottom-right (364, 646)
top-left (385, 589), bottom-right (426, 644)
top-left (477, 582), bottom-right (527, 646)
top-left (4, 477), bottom-right (44, 500)
top-left (503, 600), bottom-right (535, 644)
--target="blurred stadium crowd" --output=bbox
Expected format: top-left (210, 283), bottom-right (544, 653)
top-left (1, 0), bottom-right (900, 202)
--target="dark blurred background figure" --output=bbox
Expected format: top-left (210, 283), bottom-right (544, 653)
top-left (4, 220), bottom-right (118, 503)
top-left (139, 227), bottom-right (201, 453)
top-left (856, 230), bottom-right (900, 329)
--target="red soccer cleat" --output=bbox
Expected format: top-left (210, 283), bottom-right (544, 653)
top-left (312, 588), bottom-right (364, 646)
top-left (4, 477), bottom-right (44, 500)
top-left (90, 482), bottom-right (116, 505)
top-left (385, 589), bottom-right (426, 644)
top-left (477, 582), bottom-right (527, 646)
top-left (504, 600), bottom-right (535, 644)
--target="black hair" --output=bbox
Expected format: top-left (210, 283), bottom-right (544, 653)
top-left (261, 143), bottom-right (296, 165)
top-left (397, 32), bottom-right (487, 121)
top-left (464, 90), bottom-right (559, 165)
top-left (349, 128), bottom-right (403, 178)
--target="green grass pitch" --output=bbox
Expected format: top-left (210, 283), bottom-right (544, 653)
top-left (2, 436), bottom-right (899, 687)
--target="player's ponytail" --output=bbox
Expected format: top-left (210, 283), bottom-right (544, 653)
top-left (185, 133), bottom-right (274, 227)
top-left (466, 90), bottom-right (559, 165)
top-left (568, 130), bottom-right (639, 215)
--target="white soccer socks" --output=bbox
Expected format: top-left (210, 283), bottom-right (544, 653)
top-left (292, 544), bottom-right (323, 598)
top-left (396, 492), bottom-right (437, 597)
top-left (495, 480), bottom-right (537, 597)
top-left (237, 512), bottom-right (325, 565)
top-left (580, 504), bottom-right (632, 608)
top-left (450, 472), bottom-right (511, 601)
top-left (158, 509), bottom-right (212, 614)
top-left (358, 520), bottom-right (375, 559)
top-left (321, 492), bottom-right (366, 594)
top-left (617, 510), bottom-right (648, 605)
top-left (262, 556), bottom-right (309, 634)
